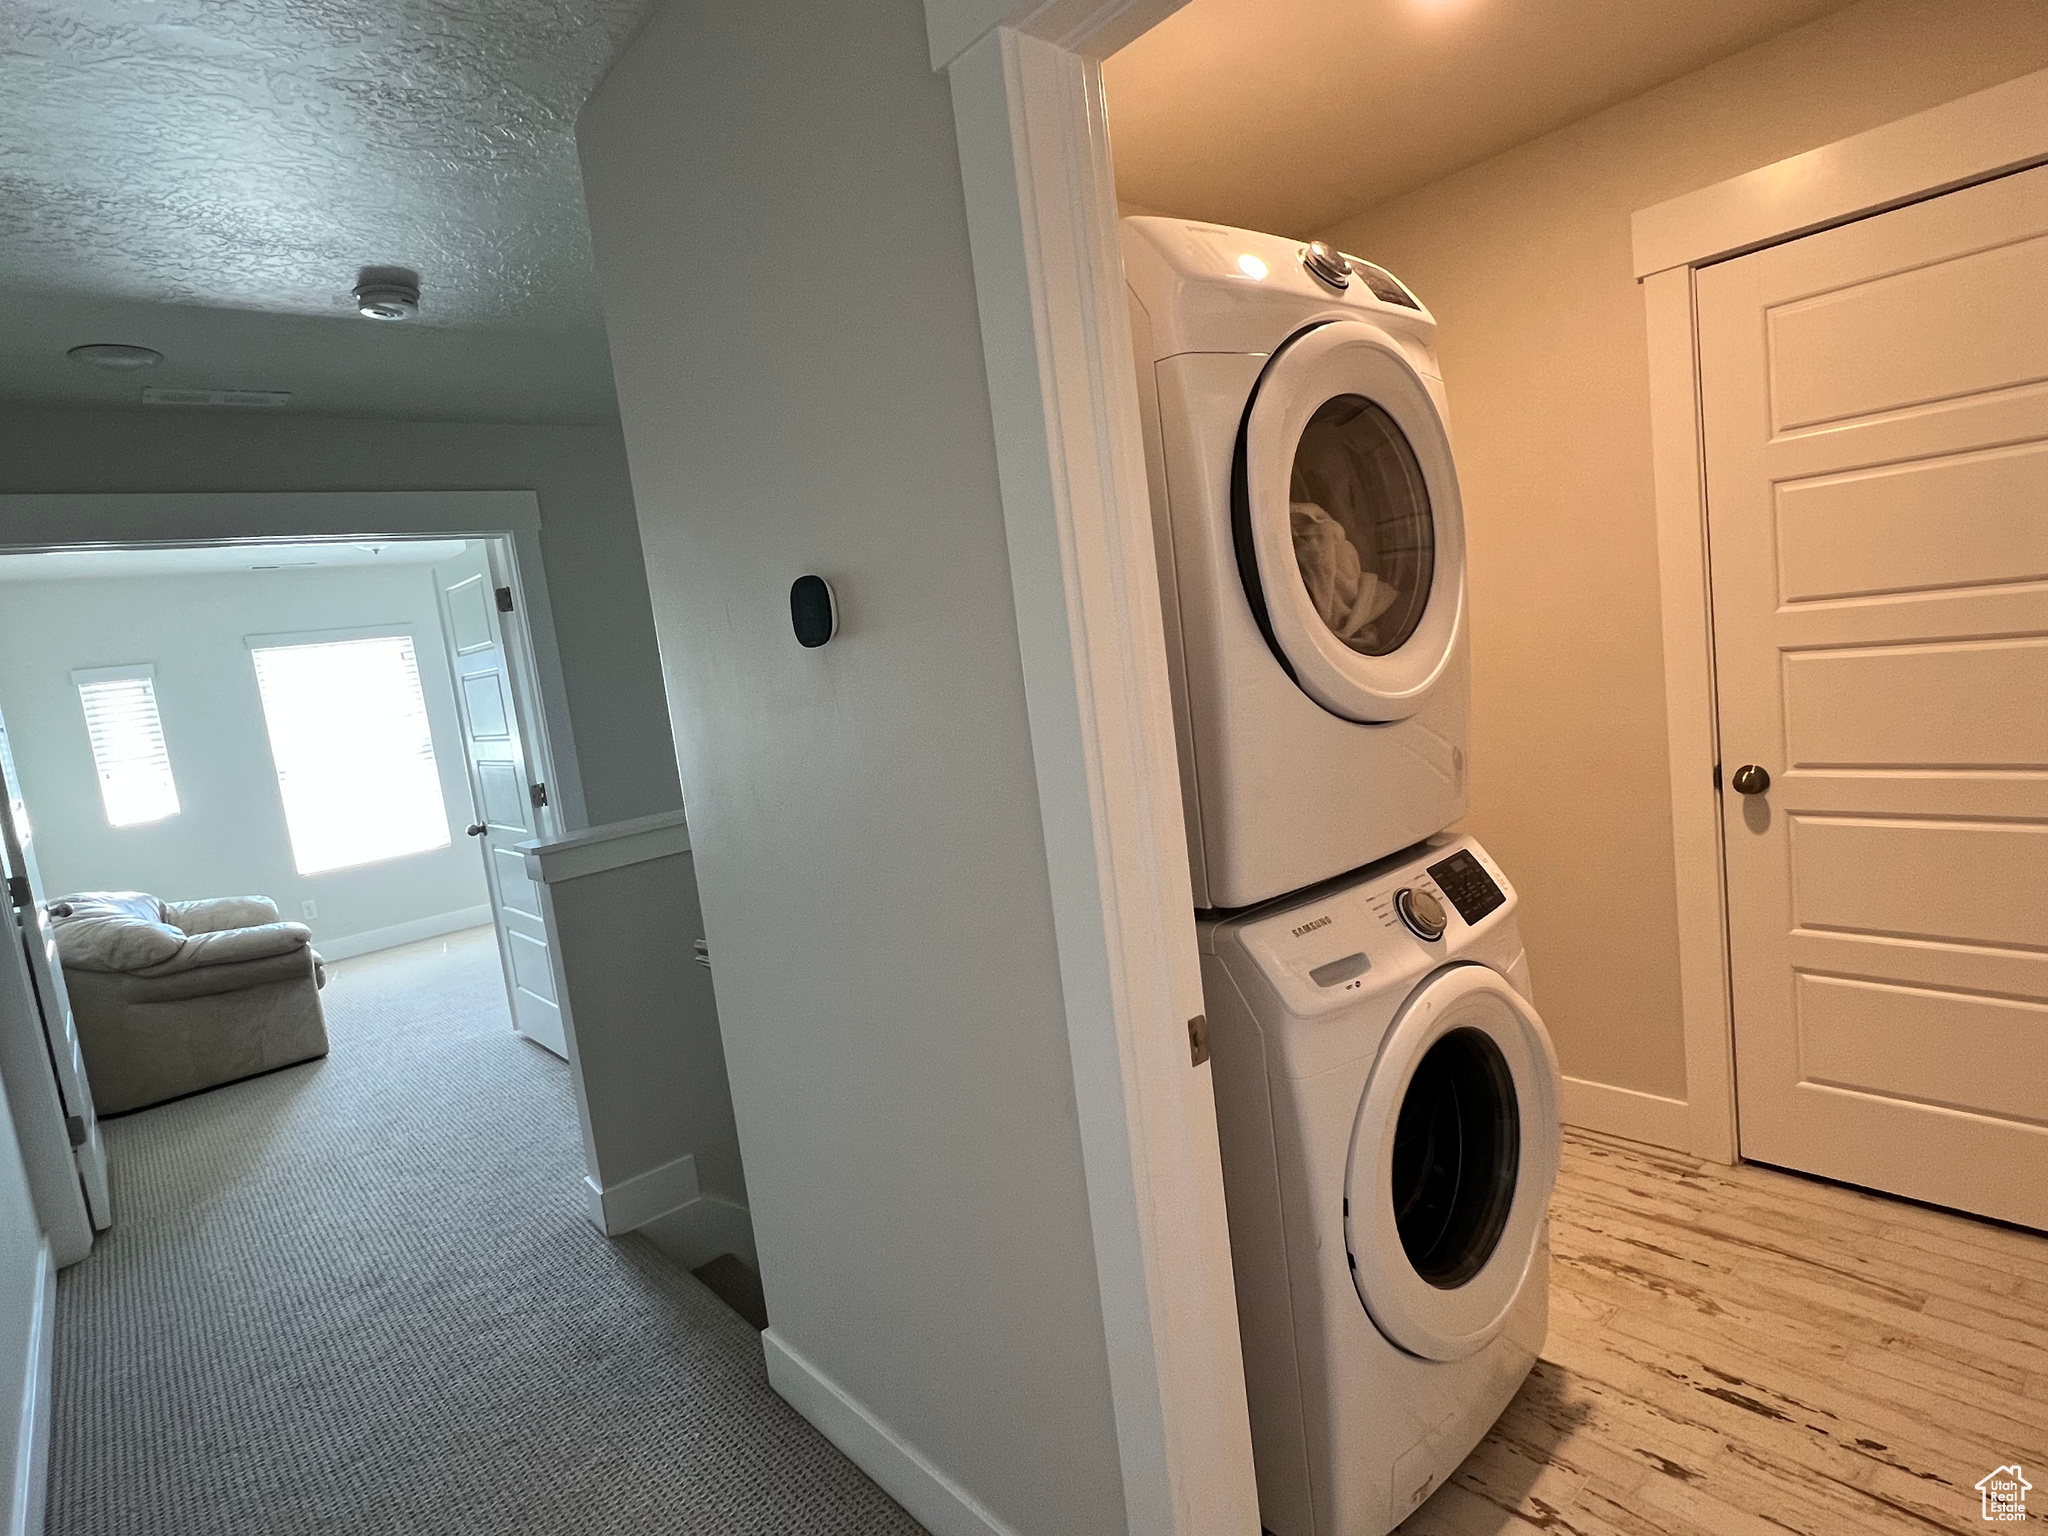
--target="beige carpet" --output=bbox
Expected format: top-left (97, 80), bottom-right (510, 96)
top-left (48, 927), bottom-right (925, 1536)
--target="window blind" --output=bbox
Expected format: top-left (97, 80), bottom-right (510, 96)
top-left (73, 668), bottom-right (180, 827)
top-left (249, 634), bottom-right (452, 875)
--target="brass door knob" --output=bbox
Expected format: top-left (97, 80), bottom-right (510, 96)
top-left (1730, 764), bottom-right (1771, 796)
top-left (467, 823), bottom-right (488, 837)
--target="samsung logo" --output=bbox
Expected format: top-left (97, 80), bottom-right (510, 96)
top-left (1291, 915), bottom-right (1332, 938)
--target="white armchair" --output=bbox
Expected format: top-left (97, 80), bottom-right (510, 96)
top-left (50, 892), bottom-right (329, 1114)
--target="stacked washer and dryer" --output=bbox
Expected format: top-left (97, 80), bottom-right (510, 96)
top-left (1123, 218), bottom-right (1563, 1535)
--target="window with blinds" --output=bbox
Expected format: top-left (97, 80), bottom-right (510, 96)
top-left (73, 665), bottom-right (181, 827)
top-left (248, 632), bottom-right (452, 876)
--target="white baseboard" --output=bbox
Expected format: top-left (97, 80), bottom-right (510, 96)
top-left (10, 1241), bottom-right (53, 1536)
top-left (635, 1194), bottom-right (756, 1273)
top-left (582, 1152), bottom-right (699, 1236)
top-left (763, 1330), bottom-right (1018, 1536)
top-left (1561, 1075), bottom-right (1691, 1151)
top-left (316, 906), bottom-right (493, 962)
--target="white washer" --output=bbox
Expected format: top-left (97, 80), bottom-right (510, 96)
top-left (1199, 834), bottom-right (1559, 1535)
top-left (1124, 217), bottom-right (1470, 909)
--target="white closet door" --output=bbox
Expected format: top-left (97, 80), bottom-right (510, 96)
top-left (1698, 163), bottom-right (2048, 1229)
top-left (432, 546), bottom-right (567, 1058)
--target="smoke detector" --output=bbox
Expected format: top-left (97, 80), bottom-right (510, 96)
top-left (68, 343), bottom-right (162, 370)
top-left (354, 267), bottom-right (421, 321)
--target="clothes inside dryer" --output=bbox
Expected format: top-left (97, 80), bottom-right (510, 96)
top-left (1287, 393), bottom-right (1434, 657)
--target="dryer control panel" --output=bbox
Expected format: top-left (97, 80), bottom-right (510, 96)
top-left (1426, 848), bottom-right (1506, 926)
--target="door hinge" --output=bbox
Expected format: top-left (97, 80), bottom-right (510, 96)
top-left (529, 781), bottom-right (549, 810)
top-left (495, 585), bottom-right (515, 613)
top-left (65, 1115), bottom-right (87, 1148)
top-left (5, 874), bottom-right (29, 909)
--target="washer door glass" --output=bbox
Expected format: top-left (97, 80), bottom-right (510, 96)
top-left (1391, 1026), bottom-right (1519, 1288)
top-left (1290, 395), bottom-right (1434, 659)
top-left (1235, 319), bottom-right (1465, 722)
top-left (1344, 964), bottom-right (1559, 1362)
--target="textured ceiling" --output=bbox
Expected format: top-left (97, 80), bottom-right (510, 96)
top-left (1104, 0), bottom-right (1863, 237)
top-left (0, 0), bottom-right (656, 421)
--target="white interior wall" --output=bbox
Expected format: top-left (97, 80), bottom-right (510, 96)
top-left (0, 1074), bottom-right (47, 1536)
top-left (576, 0), bottom-right (1132, 1530)
top-left (0, 563), bottom-right (488, 952)
top-left (0, 407), bottom-right (684, 832)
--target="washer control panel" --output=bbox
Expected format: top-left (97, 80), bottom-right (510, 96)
top-left (1205, 835), bottom-right (1520, 1023)
top-left (1426, 848), bottom-right (1506, 926)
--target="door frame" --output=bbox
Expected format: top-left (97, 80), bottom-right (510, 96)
top-left (932, 3), bottom-right (1259, 1530)
top-left (0, 491), bottom-right (586, 828)
top-left (0, 493), bottom-right (577, 1076)
top-left (1634, 66), bottom-right (2048, 1163)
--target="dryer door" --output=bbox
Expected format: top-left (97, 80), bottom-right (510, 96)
top-left (1233, 319), bottom-right (1465, 722)
top-left (1344, 963), bottom-right (1559, 1361)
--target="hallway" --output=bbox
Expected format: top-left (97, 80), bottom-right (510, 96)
top-left (49, 929), bottom-right (922, 1536)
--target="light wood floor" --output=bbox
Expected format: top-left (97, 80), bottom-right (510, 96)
top-left (1400, 1129), bottom-right (2048, 1535)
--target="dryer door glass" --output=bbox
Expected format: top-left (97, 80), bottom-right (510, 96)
top-left (1289, 395), bottom-right (1434, 658)
top-left (1390, 1025), bottom-right (1519, 1288)
top-left (1235, 319), bottom-right (1464, 723)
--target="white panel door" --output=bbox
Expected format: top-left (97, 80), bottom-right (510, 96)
top-left (433, 546), bottom-right (566, 1058)
top-left (0, 710), bottom-right (112, 1229)
top-left (1699, 164), bottom-right (2048, 1229)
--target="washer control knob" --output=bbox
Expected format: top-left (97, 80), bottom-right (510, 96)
top-left (1302, 240), bottom-right (1350, 290)
top-left (1395, 887), bottom-right (1447, 942)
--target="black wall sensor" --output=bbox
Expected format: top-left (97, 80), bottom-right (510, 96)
top-left (790, 575), bottom-right (837, 648)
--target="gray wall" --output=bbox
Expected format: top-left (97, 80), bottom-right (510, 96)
top-left (0, 407), bottom-right (682, 830)
top-left (0, 1068), bottom-right (46, 1530)
top-left (543, 843), bottom-right (748, 1233)
top-left (578, 0), bottom-right (1129, 1530)
top-left (0, 563), bottom-right (489, 949)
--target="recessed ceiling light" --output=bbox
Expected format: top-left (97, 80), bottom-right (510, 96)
top-left (68, 343), bottom-right (162, 371)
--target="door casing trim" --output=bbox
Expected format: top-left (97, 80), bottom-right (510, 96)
top-left (932, 1), bottom-right (1260, 1530)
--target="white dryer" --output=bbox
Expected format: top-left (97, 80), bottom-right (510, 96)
top-left (1124, 217), bottom-right (1469, 909)
top-left (1199, 835), bottom-right (1559, 1535)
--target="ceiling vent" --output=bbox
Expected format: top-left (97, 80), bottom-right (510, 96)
top-left (140, 387), bottom-right (291, 409)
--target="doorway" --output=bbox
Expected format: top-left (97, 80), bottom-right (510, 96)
top-left (0, 529), bottom-right (571, 1252)
top-left (0, 531), bottom-right (564, 1049)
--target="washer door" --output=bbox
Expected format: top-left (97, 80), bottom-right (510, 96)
top-left (1344, 964), bottom-right (1559, 1361)
top-left (1232, 319), bottom-right (1466, 722)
